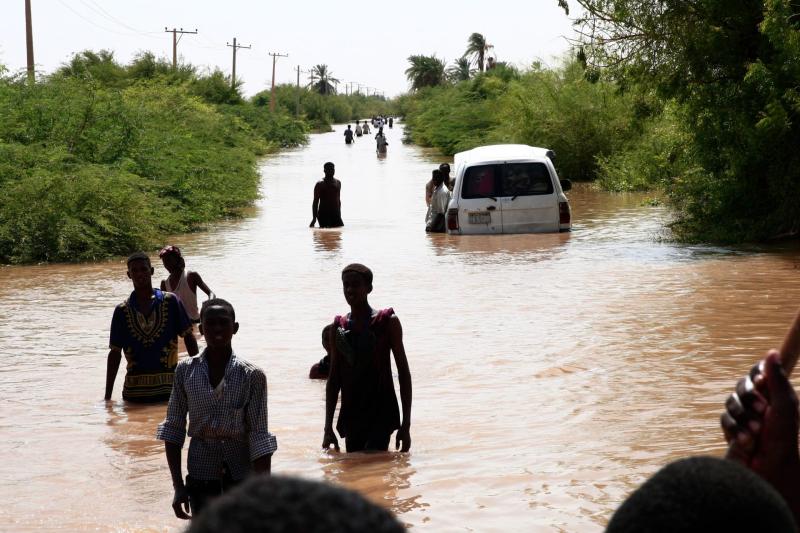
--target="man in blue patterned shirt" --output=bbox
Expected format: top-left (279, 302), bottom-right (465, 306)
top-left (105, 252), bottom-right (198, 403)
top-left (157, 298), bottom-right (278, 519)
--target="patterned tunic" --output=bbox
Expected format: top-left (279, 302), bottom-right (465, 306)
top-left (109, 289), bottom-right (192, 402)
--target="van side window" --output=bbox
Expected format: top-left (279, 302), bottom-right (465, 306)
top-left (462, 165), bottom-right (497, 199)
top-left (500, 163), bottom-right (553, 196)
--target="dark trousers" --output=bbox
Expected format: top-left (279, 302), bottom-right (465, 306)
top-left (186, 472), bottom-right (240, 516)
top-left (345, 431), bottom-right (392, 453)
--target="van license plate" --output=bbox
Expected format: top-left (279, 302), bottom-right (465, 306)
top-left (468, 211), bottom-right (491, 224)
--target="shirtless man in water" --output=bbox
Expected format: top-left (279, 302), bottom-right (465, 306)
top-left (310, 162), bottom-right (344, 228)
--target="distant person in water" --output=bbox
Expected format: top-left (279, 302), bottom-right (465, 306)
top-left (322, 264), bottom-right (412, 453)
top-left (309, 324), bottom-right (333, 379)
top-left (426, 170), bottom-right (450, 233)
top-left (310, 162), bottom-right (344, 228)
top-left (361, 121), bottom-right (371, 135)
top-left (159, 245), bottom-right (215, 324)
top-left (105, 252), bottom-right (198, 403)
top-left (388, 117), bottom-right (393, 128)
top-left (375, 128), bottom-right (388, 154)
top-left (343, 125), bottom-right (355, 145)
top-left (355, 120), bottom-right (363, 137)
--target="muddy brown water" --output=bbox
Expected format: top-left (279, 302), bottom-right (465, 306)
top-left (3, 125), bottom-right (800, 531)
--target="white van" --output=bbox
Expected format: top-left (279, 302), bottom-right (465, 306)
top-left (446, 144), bottom-right (572, 234)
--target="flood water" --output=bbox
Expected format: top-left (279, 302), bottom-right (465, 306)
top-left (3, 124), bottom-right (800, 532)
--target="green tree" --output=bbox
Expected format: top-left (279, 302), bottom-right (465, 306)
top-left (559, 0), bottom-right (800, 242)
top-left (465, 33), bottom-right (488, 72)
top-left (447, 57), bottom-right (474, 82)
top-left (405, 55), bottom-right (446, 90)
top-left (310, 64), bottom-right (339, 95)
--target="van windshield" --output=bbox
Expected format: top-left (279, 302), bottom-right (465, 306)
top-left (461, 163), bottom-right (553, 199)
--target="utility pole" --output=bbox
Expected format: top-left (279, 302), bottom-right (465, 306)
top-left (295, 65), bottom-right (301, 117)
top-left (268, 51), bottom-right (288, 112)
top-left (25, 0), bottom-right (34, 83)
top-left (226, 38), bottom-right (251, 89)
top-left (164, 27), bottom-right (198, 69)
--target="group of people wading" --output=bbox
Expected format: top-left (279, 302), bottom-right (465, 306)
top-left (343, 117), bottom-right (392, 154)
top-left (105, 246), bottom-right (411, 522)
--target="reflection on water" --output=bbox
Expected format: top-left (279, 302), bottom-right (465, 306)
top-left (320, 451), bottom-right (425, 520)
top-left (2, 124), bottom-right (800, 531)
top-left (312, 228), bottom-right (342, 253)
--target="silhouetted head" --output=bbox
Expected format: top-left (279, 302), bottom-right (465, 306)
top-left (607, 456), bottom-right (796, 533)
top-left (322, 323), bottom-right (334, 352)
top-left (158, 245), bottom-right (185, 274)
top-left (439, 163), bottom-right (451, 175)
top-left (432, 169), bottom-right (444, 186)
top-left (187, 475), bottom-right (404, 533)
top-left (341, 263), bottom-right (373, 305)
top-left (323, 162), bottom-right (335, 178)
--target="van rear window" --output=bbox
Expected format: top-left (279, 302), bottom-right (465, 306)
top-left (462, 163), bottom-right (553, 199)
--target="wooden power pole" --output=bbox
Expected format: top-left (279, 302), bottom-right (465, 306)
top-left (25, 0), bottom-right (34, 83)
top-left (295, 65), bottom-right (301, 117)
top-left (268, 51), bottom-right (288, 112)
top-left (226, 37), bottom-right (251, 89)
top-left (164, 27), bottom-right (198, 69)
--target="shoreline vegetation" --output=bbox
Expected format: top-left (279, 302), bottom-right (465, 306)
top-left (0, 51), bottom-right (390, 265)
top-left (401, 7), bottom-right (800, 244)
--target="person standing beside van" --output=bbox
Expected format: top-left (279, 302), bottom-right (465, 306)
top-left (425, 170), bottom-right (450, 233)
top-left (439, 163), bottom-right (453, 191)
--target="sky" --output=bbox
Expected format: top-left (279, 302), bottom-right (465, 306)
top-left (1, 0), bottom-right (580, 97)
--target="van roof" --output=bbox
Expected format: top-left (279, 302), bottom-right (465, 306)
top-left (454, 144), bottom-right (552, 168)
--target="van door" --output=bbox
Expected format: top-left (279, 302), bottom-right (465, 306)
top-left (497, 162), bottom-right (559, 233)
top-left (456, 164), bottom-right (502, 234)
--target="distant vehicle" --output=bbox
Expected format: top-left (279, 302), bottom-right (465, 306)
top-left (446, 144), bottom-right (571, 235)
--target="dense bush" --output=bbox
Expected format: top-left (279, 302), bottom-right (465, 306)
top-left (0, 51), bottom-right (308, 263)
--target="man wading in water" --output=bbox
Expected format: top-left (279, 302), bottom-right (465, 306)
top-left (310, 162), bottom-right (344, 228)
top-left (105, 252), bottom-right (198, 403)
top-left (322, 264), bottom-right (412, 453)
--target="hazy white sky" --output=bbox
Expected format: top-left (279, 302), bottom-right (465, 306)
top-left (1, 0), bottom-right (579, 97)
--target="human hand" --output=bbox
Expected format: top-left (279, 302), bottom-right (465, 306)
top-left (395, 426), bottom-right (411, 452)
top-left (322, 427), bottom-right (339, 452)
top-left (172, 485), bottom-right (191, 519)
top-left (722, 350), bottom-right (800, 498)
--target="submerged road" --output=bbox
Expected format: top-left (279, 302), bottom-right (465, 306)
top-left (3, 124), bottom-right (800, 531)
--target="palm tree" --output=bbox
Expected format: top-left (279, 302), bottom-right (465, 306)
top-left (465, 32), bottom-right (488, 72)
top-left (447, 57), bottom-right (474, 82)
top-left (405, 55), bottom-right (446, 90)
top-left (310, 64), bottom-right (339, 95)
